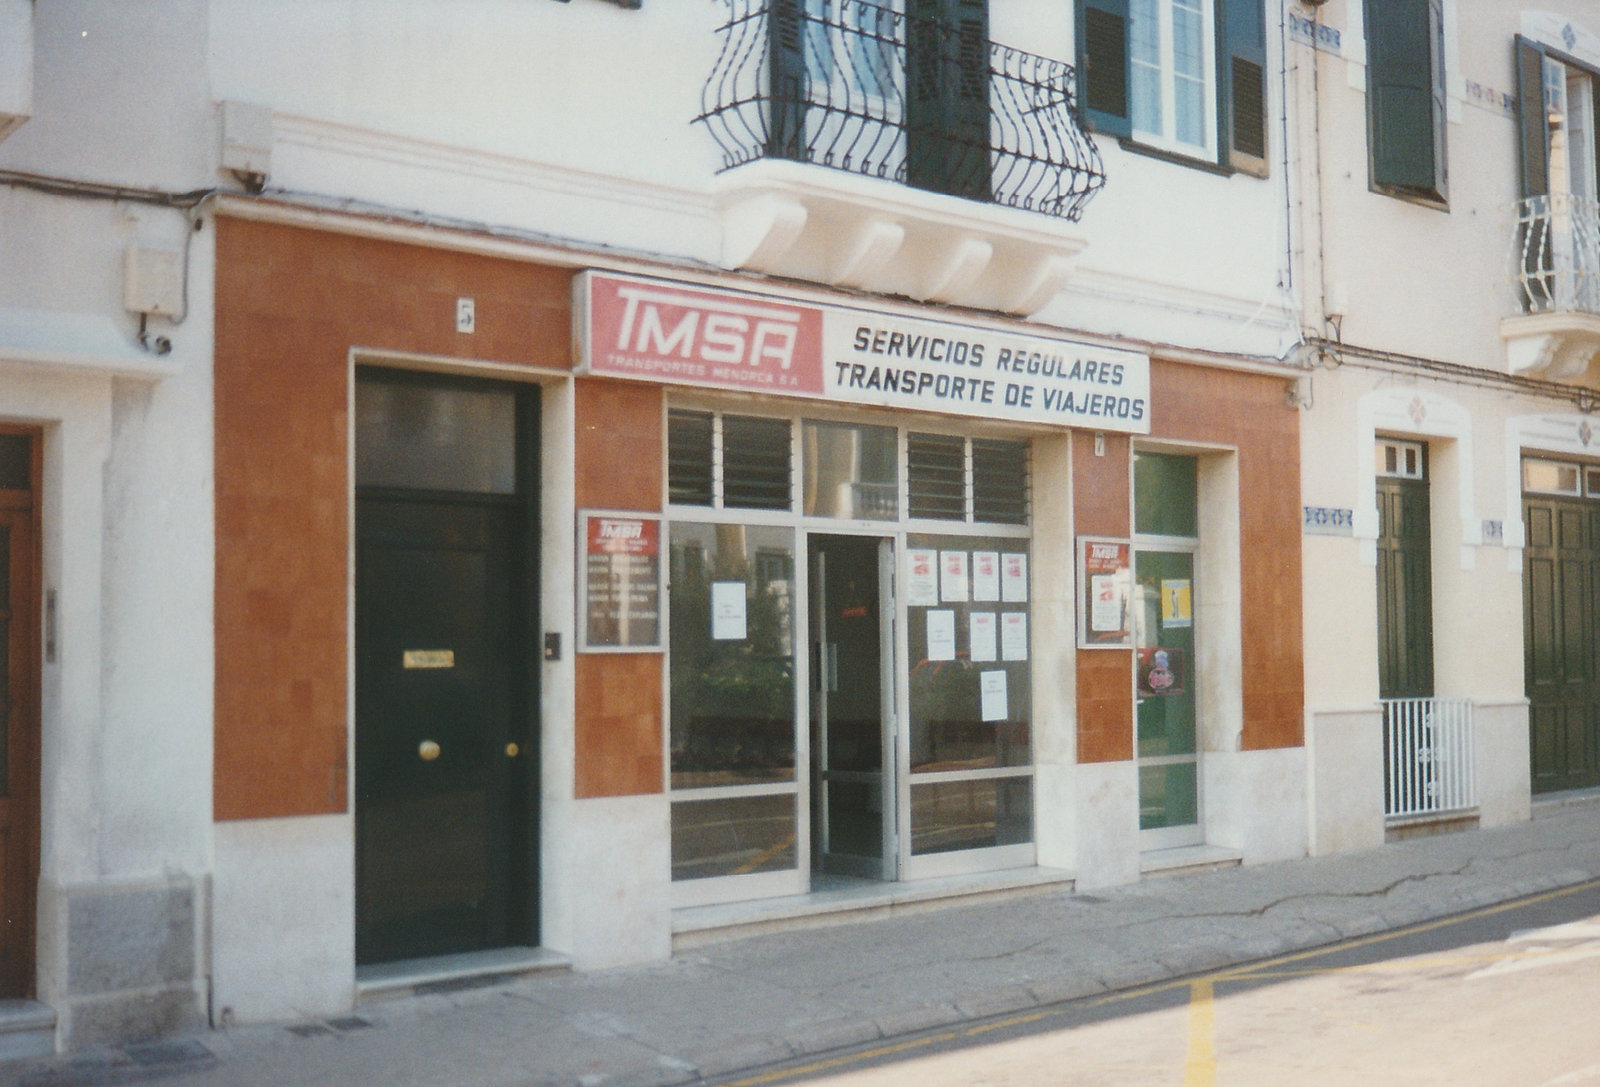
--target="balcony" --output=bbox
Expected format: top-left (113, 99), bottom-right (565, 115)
top-left (1502, 194), bottom-right (1600, 381)
top-left (696, 0), bottom-right (1106, 315)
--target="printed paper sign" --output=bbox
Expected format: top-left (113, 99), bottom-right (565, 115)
top-left (926, 609), bottom-right (957, 661)
top-left (972, 551), bottom-right (1000, 602)
top-left (711, 581), bottom-right (747, 641)
top-left (1160, 579), bottom-right (1193, 628)
top-left (905, 548), bottom-right (939, 607)
top-left (1090, 574), bottom-right (1122, 633)
top-left (970, 612), bottom-right (997, 663)
top-left (1001, 552), bottom-right (1029, 603)
top-left (940, 551), bottom-right (970, 602)
top-left (980, 670), bottom-right (1008, 722)
top-left (1001, 612), bottom-right (1028, 661)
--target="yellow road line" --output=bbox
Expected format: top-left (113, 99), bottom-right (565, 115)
top-left (711, 878), bottom-right (1600, 1087)
top-left (1184, 979), bottom-right (1216, 1087)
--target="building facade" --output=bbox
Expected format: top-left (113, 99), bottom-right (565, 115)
top-left (6, 0), bottom-right (1577, 1056)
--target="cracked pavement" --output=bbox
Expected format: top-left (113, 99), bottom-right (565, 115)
top-left (9, 803), bottom-right (1599, 1087)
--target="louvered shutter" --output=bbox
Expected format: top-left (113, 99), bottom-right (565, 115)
top-left (907, 433), bottom-right (967, 520)
top-left (1218, 0), bottom-right (1267, 176)
top-left (906, 0), bottom-right (991, 200)
top-left (1365, 0), bottom-right (1446, 203)
top-left (1078, 0), bottom-right (1132, 139)
top-left (722, 416), bottom-right (792, 510)
top-left (1515, 35), bottom-right (1549, 200)
top-left (668, 410), bottom-right (714, 507)
top-left (768, 0), bottom-right (807, 161)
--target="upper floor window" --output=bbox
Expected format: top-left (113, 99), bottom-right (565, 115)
top-left (1365, 0), bottom-right (1448, 207)
top-left (1517, 35), bottom-right (1599, 205)
top-left (1078, 0), bottom-right (1267, 175)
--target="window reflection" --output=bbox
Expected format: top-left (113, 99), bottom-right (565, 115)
top-left (803, 420), bottom-right (899, 520)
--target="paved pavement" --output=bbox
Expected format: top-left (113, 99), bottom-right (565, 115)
top-left (11, 797), bottom-right (1600, 1087)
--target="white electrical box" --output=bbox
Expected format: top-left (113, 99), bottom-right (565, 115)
top-left (220, 100), bottom-right (272, 184)
top-left (124, 245), bottom-right (186, 318)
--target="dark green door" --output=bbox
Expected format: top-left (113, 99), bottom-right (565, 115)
top-left (1376, 476), bottom-right (1434, 700)
top-left (354, 371), bottom-right (538, 965)
top-left (1523, 496), bottom-right (1600, 793)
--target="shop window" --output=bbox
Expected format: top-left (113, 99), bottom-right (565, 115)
top-left (1365, 0), bottom-right (1447, 206)
top-left (803, 420), bottom-right (899, 520)
top-left (907, 432), bottom-right (1029, 524)
top-left (1133, 450), bottom-right (1198, 537)
top-left (667, 410), bottom-right (794, 511)
top-left (1079, 0), bottom-right (1268, 175)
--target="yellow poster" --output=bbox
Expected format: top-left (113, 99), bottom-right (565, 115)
top-left (1160, 579), bottom-right (1192, 628)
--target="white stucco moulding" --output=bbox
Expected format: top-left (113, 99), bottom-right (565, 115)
top-left (709, 159), bottom-right (1089, 317)
top-left (1354, 386), bottom-right (1478, 569)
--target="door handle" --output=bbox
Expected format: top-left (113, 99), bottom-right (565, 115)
top-left (505, 742), bottom-right (520, 758)
top-left (418, 740), bottom-right (441, 761)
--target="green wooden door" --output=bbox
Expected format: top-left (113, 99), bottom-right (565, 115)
top-left (1376, 476), bottom-right (1434, 700)
top-left (1523, 496), bottom-right (1600, 793)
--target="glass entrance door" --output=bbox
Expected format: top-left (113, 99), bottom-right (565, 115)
top-left (1134, 548), bottom-right (1201, 848)
top-left (809, 534), bottom-right (896, 879)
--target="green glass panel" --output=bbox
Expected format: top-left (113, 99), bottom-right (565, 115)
top-left (1139, 762), bottom-right (1197, 830)
top-left (910, 776), bottom-right (1032, 855)
top-left (668, 523), bottom-right (796, 789)
top-left (1134, 452), bottom-right (1197, 537)
top-left (1135, 550), bottom-right (1196, 758)
top-left (671, 794), bottom-right (797, 881)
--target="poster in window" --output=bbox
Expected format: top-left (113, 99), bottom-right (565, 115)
top-left (1001, 552), bottom-right (1029, 603)
top-left (972, 551), bottom-right (1000, 602)
top-left (905, 548), bottom-right (940, 607)
top-left (970, 612), bottom-right (997, 663)
top-left (940, 550), bottom-right (970, 602)
top-left (579, 511), bottom-right (663, 651)
top-left (1160, 579), bottom-right (1192, 629)
top-left (1077, 537), bottom-right (1132, 648)
top-left (1137, 647), bottom-right (1185, 697)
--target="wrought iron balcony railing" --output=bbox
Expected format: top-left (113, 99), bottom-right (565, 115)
top-left (697, 0), bottom-right (1106, 222)
top-left (1510, 193), bottom-right (1600, 315)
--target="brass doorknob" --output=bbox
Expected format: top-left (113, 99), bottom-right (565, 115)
top-left (505, 742), bottom-right (520, 758)
top-left (418, 740), bottom-right (441, 762)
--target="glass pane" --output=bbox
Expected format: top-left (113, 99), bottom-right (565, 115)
top-left (1135, 550), bottom-right (1197, 758)
top-left (356, 376), bottom-right (516, 493)
top-left (907, 533), bottom-right (1031, 773)
top-left (1134, 452), bottom-right (1198, 536)
top-left (1172, 0), bottom-right (1206, 145)
top-left (803, 420), bottom-right (898, 519)
top-left (723, 416), bottom-right (792, 510)
top-left (824, 779), bottom-right (883, 859)
top-left (669, 523), bottom-right (796, 788)
top-left (671, 794), bottom-right (798, 880)
top-left (1139, 762), bottom-right (1198, 829)
top-left (1129, 0), bottom-right (1162, 136)
top-left (667, 410), bottom-right (714, 506)
top-left (911, 776), bottom-right (1032, 855)
top-left (0, 435), bottom-right (29, 490)
top-left (971, 439), bottom-right (1028, 524)
top-left (907, 433), bottom-right (966, 520)
top-left (1523, 459), bottom-right (1580, 495)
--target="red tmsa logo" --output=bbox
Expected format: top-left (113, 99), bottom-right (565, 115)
top-left (612, 283), bottom-right (803, 371)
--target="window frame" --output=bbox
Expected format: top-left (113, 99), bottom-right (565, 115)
top-left (1077, 0), bottom-right (1268, 176)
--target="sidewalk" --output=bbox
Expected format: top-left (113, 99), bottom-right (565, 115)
top-left (13, 799), bottom-right (1600, 1087)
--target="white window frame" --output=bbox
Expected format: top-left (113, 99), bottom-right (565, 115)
top-left (1130, 0), bottom-right (1219, 158)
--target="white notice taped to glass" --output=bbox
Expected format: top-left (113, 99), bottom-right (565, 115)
top-left (972, 551), bottom-right (1000, 601)
top-left (1001, 552), bottom-right (1028, 602)
top-left (926, 609), bottom-right (957, 661)
top-left (1090, 573), bottom-right (1122, 632)
top-left (980, 670), bottom-right (1008, 722)
top-left (940, 551), bottom-right (970, 602)
top-left (970, 612), bottom-right (997, 662)
top-left (711, 581), bottom-right (746, 640)
top-left (1001, 612), bottom-right (1028, 661)
top-left (905, 548), bottom-right (939, 607)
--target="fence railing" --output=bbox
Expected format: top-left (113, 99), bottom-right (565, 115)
top-left (697, 0), bottom-right (1106, 222)
top-left (1509, 193), bottom-right (1600, 315)
top-left (1381, 697), bottom-right (1476, 821)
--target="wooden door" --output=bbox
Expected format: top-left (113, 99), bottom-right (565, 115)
top-left (0, 431), bottom-right (40, 997)
top-left (1524, 496), bottom-right (1600, 793)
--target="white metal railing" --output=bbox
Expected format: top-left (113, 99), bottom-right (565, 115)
top-left (1382, 697), bottom-right (1476, 821)
top-left (1509, 193), bottom-right (1600, 316)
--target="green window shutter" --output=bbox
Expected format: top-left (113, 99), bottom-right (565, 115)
top-left (1217, 0), bottom-right (1268, 176)
top-left (906, 0), bottom-right (992, 200)
top-left (768, 0), bottom-right (807, 161)
top-left (1365, 0), bottom-right (1447, 203)
top-left (1515, 35), bottom-right (1550, 200)
top-left (1078, 0), bottom-right (1132, 139)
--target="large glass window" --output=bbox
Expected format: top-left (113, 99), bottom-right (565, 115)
top-left (803, 421), bottom-right (899, 519)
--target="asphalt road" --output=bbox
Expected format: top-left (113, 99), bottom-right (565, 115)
top-left (710, 878), bottom-right (1600, 1087)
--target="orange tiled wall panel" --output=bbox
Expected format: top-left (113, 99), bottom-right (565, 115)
top-left (1148, 360), bottom-right (1304, 750)
top-left (1072, 430), bottom-right (1134, 763)
top-left (213, 216), bottom-right (572, 821)
top-left (573, 377), bottom-right (665, 797)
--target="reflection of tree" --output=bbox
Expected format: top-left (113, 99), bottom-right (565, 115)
top-left (669, 526), bottom-right (794, 785)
